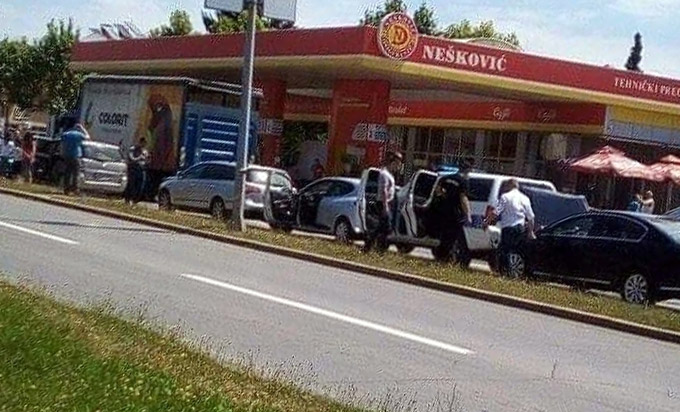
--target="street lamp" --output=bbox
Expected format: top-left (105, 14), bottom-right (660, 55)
top-left (204, 0), bottom-right (296, 231)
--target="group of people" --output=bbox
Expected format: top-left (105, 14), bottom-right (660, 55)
top-left (362, 150), bottom-right (536, 276)
top-left (1, 128), bottom-right (38, 183)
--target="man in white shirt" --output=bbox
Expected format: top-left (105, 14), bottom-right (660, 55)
top-left (363, 151), bottom-right (403, 253)
top-left (494, 179), bottom-right (536, 276)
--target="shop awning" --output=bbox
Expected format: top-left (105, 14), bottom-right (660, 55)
top-left (571, 146), bottom-right (666, 181)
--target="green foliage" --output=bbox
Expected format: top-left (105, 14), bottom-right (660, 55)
top-left (413, 2), bottom-right (437, 36)
top-left (360, 0), bottom-right (407, 27)
top-left (34, 19), bottom-right (82, 115)
top-left (202, 10), bottom-right (294, 34)
top-left (150, 10), bottom-right (194, 37)
top-left (441, 19), bottom-right (521, 46)
top-left (0, 18), bottom-right (81, 120)
top-left (625, 32), bottom-right (643, 72)
top-left (0, 38), bottom-right (42, 111)
top-left (0, 281), bottom-right (365, 412)
top-left (360, 1), bottom-right (520, 46)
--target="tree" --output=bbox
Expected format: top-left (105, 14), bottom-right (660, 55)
top-left (0, 38), bottom-right (41, 133)
top-left (202, 10), bottom-right (294, 34)
top-left (360, 1), bottom-right (520, 45)
top-left (441, 19), bottom-right (520, 46)
top-left (150, 10), bottom-right (193, 37)
top-left (625, 32), bottom-right (643, 72)
top-left (361, 0), bottom-right (407, 27)
top-left (34, 19), bottom-right (82, 116)
top-left (413, 2), bottom-right (437, 36)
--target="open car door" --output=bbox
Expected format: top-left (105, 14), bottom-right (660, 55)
top-left (357, 168), bottom-right (381, 234)
top-left (261, 169), bottom-right (298, 229)
top-left (404, 170), bottom-right (438, 238)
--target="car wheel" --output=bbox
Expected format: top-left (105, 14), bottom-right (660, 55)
top-left (397, 244), bottom-right (415, 255)
top-left (505, 252), bottom-right (526, 279)
top-left (621, 273), bottom-right (654, 305)
top-left (158, 190), bottom-right (173, 211)
top-left (211, 198), bottom-right (228, 221)
top-left (334, 218), bottom-right (353, 244)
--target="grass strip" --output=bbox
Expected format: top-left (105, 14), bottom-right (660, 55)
top-left (0, 279), bottom-right (367, 412)
top-left (2, 180), bottom-right (680, 334)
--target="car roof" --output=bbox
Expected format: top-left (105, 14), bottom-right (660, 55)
top-left (301, 177), bottom-right (361, 190)
top-left (467, 172), bottom-right (555, 186)
top-left (83, 141), bottom-right (119, 149)
top-left (193, 160), bottom-right (236, 167)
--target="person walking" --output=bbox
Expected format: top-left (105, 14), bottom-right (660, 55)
top-left (21, 132), bottom-right (37, 184)
top-left (363, 151), bottom-right (403, 254)
top-left (124, 138), bottom-right (149, 205)
top-left (61, 123), bottom-right (89, 195)
top-left (493, 179), bottom-right (535, 277)
top-left (641, 190), bottom-right (655, 214)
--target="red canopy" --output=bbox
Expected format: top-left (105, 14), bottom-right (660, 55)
top-left (571, 146), bottom-right (665, 182)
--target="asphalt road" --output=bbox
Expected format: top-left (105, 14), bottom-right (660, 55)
top-left (2, 193), bottom-right (680, 412)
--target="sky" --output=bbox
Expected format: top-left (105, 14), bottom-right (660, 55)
top-left (2, 0), bottom-right (680, 77)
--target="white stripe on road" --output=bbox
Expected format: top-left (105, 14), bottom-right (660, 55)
top-left (0, 220), bottom-right (79, 245)
top-left (181, 273), bottom-right (474, 356)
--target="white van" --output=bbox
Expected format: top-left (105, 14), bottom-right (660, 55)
top-left (358, 168), bottom-right (556, 265)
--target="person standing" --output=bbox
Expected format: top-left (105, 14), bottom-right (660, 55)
top-left (434, 161), bottom-right (473, 265)
top-left (493, 179), bottom-right (535, 277)
top-left (61, 123), bottom-right (89, 195)
top-left (124, 138), bottom-right (149, 205)
top-left (641, 190), bottom-right (655, 214)
top-left (363, 151), bottom-right (403, 254)
top-left (311, 158), bottom-right (325, 181)
top-left (21, 132), bottom-right (37, 184)
top-left (626, 192), bottom-right (643, 212)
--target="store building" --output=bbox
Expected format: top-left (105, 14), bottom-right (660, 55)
top-left (71, 13), bottom-right (680, 204)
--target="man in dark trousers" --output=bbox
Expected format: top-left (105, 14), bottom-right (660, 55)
top-left (124, 138), bottom-right (149, 205)
top-left (430, 161), bottom-right (472, 264)
top-left (494, 178), bottom-right (535, 277)
top-left (61, 123), bottom-right (89, 195)
top-left (363, 151), bottom-right (403, 254)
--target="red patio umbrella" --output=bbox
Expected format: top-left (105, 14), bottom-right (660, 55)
top-left (650, 155), bottom-right (680, 185)
top-left (571, 146), bottom-right (665, 182)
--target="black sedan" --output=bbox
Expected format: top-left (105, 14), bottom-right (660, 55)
top-left (527, 211), bottom-right (680, 304)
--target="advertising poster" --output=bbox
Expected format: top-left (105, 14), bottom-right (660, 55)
top-left (80, 82), bottom-right (145, 148)
top-left (80, 81), bottom-right (183, 172)
top-left (133, 84), bottom-right (184, 172)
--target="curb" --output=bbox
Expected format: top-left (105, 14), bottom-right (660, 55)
top-left (2, 186), bottom-right (680, 346)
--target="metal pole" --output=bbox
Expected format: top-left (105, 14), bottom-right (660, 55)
top-left (231, 0), bottom-right (258, 231)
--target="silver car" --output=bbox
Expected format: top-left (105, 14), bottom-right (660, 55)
top-left (263, 175), bottom-right (364, 242)
top-left (79, 141), bottom-right (127, 194)
top-left (158, 161), bottom-right (291, 220)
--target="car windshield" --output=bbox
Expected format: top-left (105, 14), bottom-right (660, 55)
top-left (247, 170), bottom-right (290, 188)
top-left (83, 145), bottom-right (122, 162)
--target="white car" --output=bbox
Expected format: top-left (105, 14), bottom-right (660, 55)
top-left (78, 141), bottom-right (128, 195)
top-left (158, 162), bottom-right (291, 220)
top-left (357, 168), bottom-right (556, 265)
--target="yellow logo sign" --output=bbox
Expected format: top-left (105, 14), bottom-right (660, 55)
top-left (378, 12), bottom-right (419, 60)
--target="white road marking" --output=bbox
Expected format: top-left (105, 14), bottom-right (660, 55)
top-left (181, 273), bottom-right (474, 356)
top-left (0, 220), bottom-right (79, 245)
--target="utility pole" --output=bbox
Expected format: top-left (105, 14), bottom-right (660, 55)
top-left (231, 0), bottom-right (258, 231)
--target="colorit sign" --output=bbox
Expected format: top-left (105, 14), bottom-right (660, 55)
top-left (377, 12), bottom-right (419, 60)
